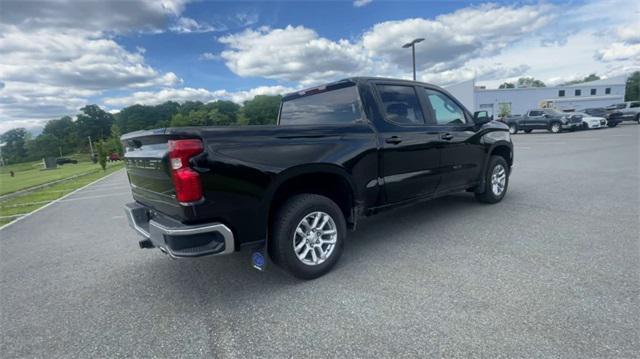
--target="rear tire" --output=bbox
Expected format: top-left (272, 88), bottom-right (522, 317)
top-left (475, 156), bottom-right (509, 204)
top-left (524, 129), bottom-right (533, 133)
top-left (636, 114), bottom-right (640, 124)
top-left (271, 194), bottom-right (346, 279)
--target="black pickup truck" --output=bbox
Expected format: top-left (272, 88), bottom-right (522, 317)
top-left (123, 77), bottom-right (513, 279)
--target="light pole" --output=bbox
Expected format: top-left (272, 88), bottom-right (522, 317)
top-left (402, 38), bottom-right (424, 81)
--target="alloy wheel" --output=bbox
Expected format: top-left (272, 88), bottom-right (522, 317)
top-left (293, 211), bottom-right (337, 266)
top-left (491, 164), bottom-right (507, 196)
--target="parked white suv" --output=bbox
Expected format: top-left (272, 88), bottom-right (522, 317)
top-left (606, 102), bottom-right (640, 123)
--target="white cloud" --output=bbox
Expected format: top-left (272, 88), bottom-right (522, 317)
top-left (421, 64), bottom-right (531, 86)
top-left (102, 85), bottom-right (295, 108)
top-left (595, 43), bottom-right (640, 62)
top-left (0, 1), bottom-right (185, 128)
top-left (199, 52), bottom-right (220, 61)
top-left (0, 27), bottom-right (181, 90)
top-left (219, 25), bottom-right (369, 85)
top-left (353, 0), bottom-right (373, 8)
top-left (234, 12), bottom-right (259, 27)
top-left (0, 0), bottom-right (190, 34)
top-left (217, 3), bottom-right (556, 87)
top-left (170, 17), bottom-right (224, 33)
top-left (362, 3), bottom-right (554, 73)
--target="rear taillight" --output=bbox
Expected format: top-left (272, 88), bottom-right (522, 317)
top-left (168, 139), bottom-right (204, 203)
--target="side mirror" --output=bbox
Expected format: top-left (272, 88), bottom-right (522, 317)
top-left (473, 111), bottom-right (491, 125)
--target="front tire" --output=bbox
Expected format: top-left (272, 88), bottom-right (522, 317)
top-left (475, 156), bottom-right (509, 204)
top-left (271, 194), bottom-right (346, 279)
top-left (549, 122), bottom-right (561, 133)
top-left (508, 124), bottom-right (518, 134)
top-left (524, 129), bottom-right (533, 133)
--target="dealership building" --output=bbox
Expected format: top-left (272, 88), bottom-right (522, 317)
top-left (446, 76), bottom-right (627, 117)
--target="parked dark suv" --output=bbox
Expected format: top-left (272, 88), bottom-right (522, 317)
top-left (584, 107), bottom-right (623, 127)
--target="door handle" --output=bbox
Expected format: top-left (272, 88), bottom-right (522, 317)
top-left (440, 133), bottom-right (454, 141)
top-left (385, 136), bottom-right (403, 145)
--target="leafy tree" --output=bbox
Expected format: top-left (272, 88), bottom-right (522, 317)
top-left (27, 133), bottom-right (60, 159)
top-left (76, 105), bottom-right (114, 142)
top-left (0, 128), bottom-right (30, 163)
top-left (498, 103), bottom-right (511, 118)
top-left (110, 124), bottom-right (124, 156)
top-left (177, 101), bottom-right (205, 116)
top-left (205, 100), bottom-right (241, 125)
top-left (498, 82), bottom-right (515, 89)
top-left (115, 101), bottom-right (180, 133)
top-left (96, 140), bottom-right (107, 171)
top-left (625, 71), bottom-right (640, 101)
top-left (563, 73), bottom-right (601, 86)
top-left (516, 77), bottom-right (546, 88)
top-left (242, 95), bottom-right (282, 125)
top-left (42, 116), bottom-right (77, 153)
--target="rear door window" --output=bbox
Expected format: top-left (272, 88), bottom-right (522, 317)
top-left (279, 85), bottom-right (362, 125)
top-left (529, 110), bottom-right (543, 116)
top-left (376, 85), bottom-right (425, 125)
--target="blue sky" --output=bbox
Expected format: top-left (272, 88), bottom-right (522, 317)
top-left (1, 0), bottom-right (638, 133)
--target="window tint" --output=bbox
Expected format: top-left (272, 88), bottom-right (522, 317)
top-left (529, 110), bottom-right (543, 116)
top-left (631, 102), bottom-right (640, 108)
top-left (575, 89), bottom-right (581, 96)
top-left (558, 90), bottom-right (565, 97)
top-left (423, 89), bottom-right (467, 125)
top-left (377, 85), bottom-right (425, 125)
top-left (279, 85), bottom-right (362, 125)
top-left (590, 88), bottom-right (596, 95)
top-left (605, 87), bottom-right (611, 94)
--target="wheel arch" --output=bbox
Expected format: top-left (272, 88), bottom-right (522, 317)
top-left (476, 142), bottom-right (513, 194)
top-left (265, 164), bottom-right (358, 228)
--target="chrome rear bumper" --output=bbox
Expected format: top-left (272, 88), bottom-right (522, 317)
top-left (125, 202), bottom-right (235, 258)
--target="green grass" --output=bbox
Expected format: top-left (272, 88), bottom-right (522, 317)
top-left (0, 163), bottom-right (124, 227)
top-left (0, 154), bottom-right (121, 195)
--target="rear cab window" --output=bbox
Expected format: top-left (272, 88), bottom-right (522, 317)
top-left (279, 84), bottom-right (362, 125)
top-left (376, 85), bottom-right (425, 126)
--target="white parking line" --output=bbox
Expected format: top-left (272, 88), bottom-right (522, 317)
top-left (0, 169), bottom-right (124, 232)
top-left (59, 192), bottom-right (130, 203)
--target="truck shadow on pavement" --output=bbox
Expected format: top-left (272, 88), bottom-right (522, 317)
top-left (123, 191), bottom-right (513, 304)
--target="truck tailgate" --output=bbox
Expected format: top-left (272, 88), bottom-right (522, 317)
top-left (122, 130), bottom-right (183, 219)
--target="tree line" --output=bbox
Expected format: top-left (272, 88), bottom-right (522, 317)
top-left (0, 95), bottom-right (282, 164)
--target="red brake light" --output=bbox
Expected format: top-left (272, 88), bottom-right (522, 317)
top-left (168, 139), bottom-right (204, 203)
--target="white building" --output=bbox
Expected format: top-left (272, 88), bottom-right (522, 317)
top-left (446, 76), bottom-right (627, 117)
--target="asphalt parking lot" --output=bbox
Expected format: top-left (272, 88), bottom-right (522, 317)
top-left (1, 124), bottom-right (638, 358)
